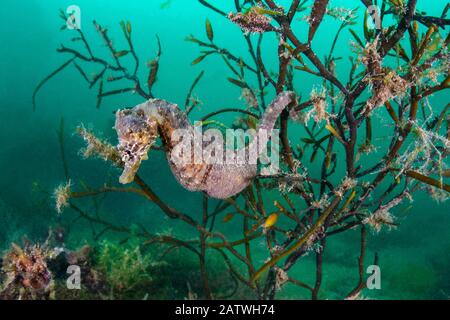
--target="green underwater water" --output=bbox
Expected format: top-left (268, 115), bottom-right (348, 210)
top-left (0, 0), bottom-right (448, 300)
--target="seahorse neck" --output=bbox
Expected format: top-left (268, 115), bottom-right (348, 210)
top-left (136, 99), bottom-right (184, 127)
top-left (138, 99), bottom-right (192, 147)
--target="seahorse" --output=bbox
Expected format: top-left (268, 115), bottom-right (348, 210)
top-left (114, 91), bottom-right (296, 199)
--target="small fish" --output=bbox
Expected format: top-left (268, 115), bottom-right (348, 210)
top-left (222, 213), bottom-right (235, 223)
top-left (264, 213), bottom-right (279, 229)
top-left (248, 209), bottom-right (281, 235)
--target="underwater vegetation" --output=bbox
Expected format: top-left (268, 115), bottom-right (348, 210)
top-left (7, 0), bottom-right (449, 300)
top-left (1, 242), bottom-right (54, 300)
top-left (0, 238), bottom-right (163, 300)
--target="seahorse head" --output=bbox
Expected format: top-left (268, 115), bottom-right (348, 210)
top-left (115, 108), bottom-right (158, 184)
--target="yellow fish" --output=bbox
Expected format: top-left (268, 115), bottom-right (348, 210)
top-left (263, 213), bottom-right (279, 229)
top-left (245, 212), bottom-right (280, 236)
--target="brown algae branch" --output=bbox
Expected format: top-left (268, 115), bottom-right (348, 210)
top-left (197, 0), bottom-right (227, 17)
top-left (75, 126), bottom-right (198, 222)
top-left (404, 170), bottom-right (450, 192)
top-left (200, 108), bottom-right (259, 122)
top-left (207, 231), bottom-right (264, 249)
top-left (32, 58), bottom-right (75, 111)
top-left (69, 203), bottom-right (130, 234)
top-left (144, 235), bottom-right (201, 257)
top-left (71, 199), bottom-right (202, 256)
top-left (308, 0), bottom-right (329, 43)
top-left (345, 225), bottom-right (367, 299)
top-left (185, 70), bottom-right (205, 112)
top-left (379, 0), bottom-right (418, 57)
top-left (200, 195), bottom-right (213, 299)
top-left (70, 186), bottom-right (148, 199)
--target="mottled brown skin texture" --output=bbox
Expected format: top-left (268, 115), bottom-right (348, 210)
top-left (115, 91), bottom-right (296, 199)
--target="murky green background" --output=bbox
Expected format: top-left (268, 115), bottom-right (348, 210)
top-left (0, 0), bottom-right (448, 299)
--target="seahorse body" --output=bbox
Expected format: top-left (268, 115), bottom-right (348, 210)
top-left (115, 91), bottom-right (296, 199)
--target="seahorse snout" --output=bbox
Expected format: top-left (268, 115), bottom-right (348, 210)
top-left (115, 109), bottom-right (158, 184)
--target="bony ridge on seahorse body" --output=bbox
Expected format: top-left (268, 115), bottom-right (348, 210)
top-left (114, 91), bottom-right (296, 199)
